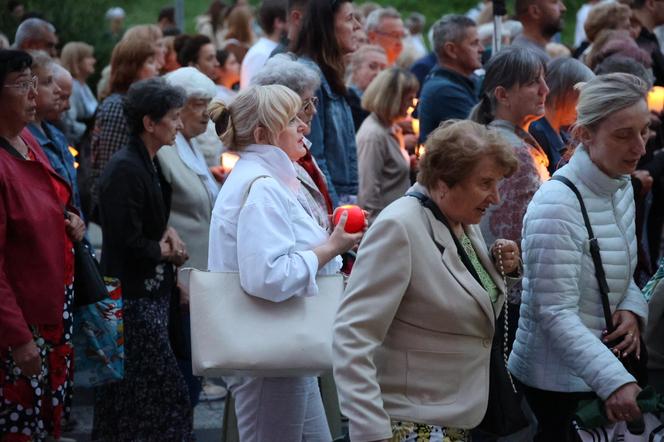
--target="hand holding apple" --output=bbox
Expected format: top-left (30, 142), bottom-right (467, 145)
top-left (333, 205), bottom-right (366, 233)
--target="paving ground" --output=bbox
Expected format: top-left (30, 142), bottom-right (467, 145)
top-left (64, 386), bottom-right (225, 441)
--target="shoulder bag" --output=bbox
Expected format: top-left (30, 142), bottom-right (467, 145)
top-left (180, 176), bottom-right (345, 377)
top-left (551, 175), bottom-right (647, 385)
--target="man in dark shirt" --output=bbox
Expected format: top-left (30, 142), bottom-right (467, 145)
top-left (418, 15), bottom-right (483, 143)
top-left (631, 0), bottom-right (664, 86)
top-left (511, 0), bottom-right (567, 63)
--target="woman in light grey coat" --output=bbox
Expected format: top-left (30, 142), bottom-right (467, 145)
top-left (509, 73), bottom-right (650, 441)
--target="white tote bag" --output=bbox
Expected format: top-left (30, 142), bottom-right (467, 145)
top-left (180, 267), bottom-right (344, 378)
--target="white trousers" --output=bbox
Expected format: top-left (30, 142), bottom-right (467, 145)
top-left (232, 376), bottom-right (332, 442)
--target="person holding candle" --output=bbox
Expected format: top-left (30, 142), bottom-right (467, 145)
top-left (529, 57), bottom-right (594, 175)
top-left (356, 67), bottom-right (419, 223)
top-left (207, 84), bottom-right (365, 441)
top-left (509, 73), bottom-right (650, 441)
top-left (333, 119), bottom-right (520, 442)
top-left (252, 53), bottom-right (334, 229)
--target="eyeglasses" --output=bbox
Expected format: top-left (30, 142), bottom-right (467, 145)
top-left (300, 96), bottom-right (319, 114)
top-left (3, 76), bottom-right (38, 94)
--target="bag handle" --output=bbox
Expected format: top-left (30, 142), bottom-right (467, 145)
top-left (550, 175), bottom-right (615, 334)
top-left (241, 175), bottom-right (271, 207)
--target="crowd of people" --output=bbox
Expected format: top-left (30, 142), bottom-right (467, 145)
top-left (2, 0), bottom-right (664, 441)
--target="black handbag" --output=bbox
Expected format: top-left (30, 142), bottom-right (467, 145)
top-left (73, 240), bottom-right (108, 307)
top-left (407, 191), bottom-right (529, 437)
top-left (551, 176), bottom-right (648, 386)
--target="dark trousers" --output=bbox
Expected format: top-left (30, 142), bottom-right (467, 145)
top-left (523, 385), bottom-right (595, 442)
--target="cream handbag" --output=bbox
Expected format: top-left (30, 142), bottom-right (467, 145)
top-left (179, 268), bottom-right (345, 378)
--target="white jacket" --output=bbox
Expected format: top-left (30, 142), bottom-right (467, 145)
top-left (508, 146), bottom-right (648, 400)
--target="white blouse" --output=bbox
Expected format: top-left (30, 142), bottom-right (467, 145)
top-left (208, 144), bottom-right (342, 302)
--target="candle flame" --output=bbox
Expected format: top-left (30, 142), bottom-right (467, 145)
top-left (648, 86), bottom-right (664, 113)
top-left (221, 152), bottom-right (239, 172)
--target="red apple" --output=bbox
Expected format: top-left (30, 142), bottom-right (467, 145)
top-left (333, 205), bottom-right (365, 233)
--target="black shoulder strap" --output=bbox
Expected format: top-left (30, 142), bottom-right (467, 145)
top-left (406, 191), bottom-right (484, 288)
top-left (550, 175), bottom-right (615, 333)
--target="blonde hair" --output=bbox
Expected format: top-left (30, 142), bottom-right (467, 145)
top-left (584, 2), bottom-right (631, 42)
top-left (361, 67), bottom-right (419, 122)
top-left (573, 73), bottom-right (648, 134)
top-left (209, 84), bottom-right (301, 151)
top-left (418, 120), bottom-right (518, 189)
top-left (122, 24), bottom-right (163, 43)
top-left (60, 42), bottom-right (94, 79)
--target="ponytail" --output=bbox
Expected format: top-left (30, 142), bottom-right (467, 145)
top-left (469, 93), bottom-right (494, 125)
top-left (208, 99), bottom-right (235, 148)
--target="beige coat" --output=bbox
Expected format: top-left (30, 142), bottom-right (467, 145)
top-left (356, 114), bottom-right (411, 223)
top-left (157, 137), bottom-right (219, 271)
top-left (332, 186), bottom-right (506, 442)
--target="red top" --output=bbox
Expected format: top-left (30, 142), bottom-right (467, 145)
top-left (0, 129), bottom-right (73, 349)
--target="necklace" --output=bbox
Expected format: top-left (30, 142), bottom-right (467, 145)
top-left (497, 243), bottom-right (518, 393)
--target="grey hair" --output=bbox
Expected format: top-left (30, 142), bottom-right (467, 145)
top-left (26, 50), bottom-right (54, 72)
top-left (594, 55), bottom-right (655, 89)
top-left (432, 14), bottom-right (477, 56)
top-left (545, 57), bottom-right (594, 108)
top-left (574, 73), bottom-right (648, 131)
top-left (407, 12), bottom-right (426, 27)
top-left (469, 46), bottom-right (545, 124)
top-left (14, 18), bottom-right (55, 49)
top-left (365, 7), bottom-right (401, 33)
top-left (251, 53), bottom-right (320, 96)
top-left (165, 67), bottom-right (218, 100)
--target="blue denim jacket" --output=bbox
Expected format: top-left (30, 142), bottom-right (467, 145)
top-left (298, 57), bottom-right (357, 207)
top-left (27, 122), bottom-right (82, 214)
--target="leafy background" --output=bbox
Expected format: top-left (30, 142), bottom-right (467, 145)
top-left (0, 0), bottom-right (583, 61)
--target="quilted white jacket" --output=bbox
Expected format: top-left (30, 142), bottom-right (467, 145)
top-left (508, 145), bottom-right (648, 400)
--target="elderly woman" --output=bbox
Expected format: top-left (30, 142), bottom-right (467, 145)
top-left (60, 41), bottom-right (98, 145)
top-left (0, 49), bottom-right (86, 441)
top-left (94, 77), bottom-right (193, 441)
top-left (293, 0), bottom-right (362, 206)
top-left (346, 44), bottom-right (388, 130)
top-left (89, 37), bottom-right (159, 219)
top-left (157, 67), bottom-right (221, 405)
top-left (529, 58), bottom-right (594, 175)
top-left (252, 53), bottom-right (333, 228)
top-left (333, 120), bottom-right (520, 442)
top-left (357, 67), bottom-right (419, 223)
top-left (208, 84), bottom-right (363, 441)
top-left (509, 73), bottom-right (650, 441)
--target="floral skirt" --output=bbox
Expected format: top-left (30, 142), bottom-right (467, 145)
top-left (391, 421), bottom-right (471, 442)
top-left (92, 295), bottom-right (193, 441)
top-left (0, 283), bottom-right (75, 441)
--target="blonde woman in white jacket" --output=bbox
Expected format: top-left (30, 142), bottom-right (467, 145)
top-left (508, 73), bottom-right (650, 441)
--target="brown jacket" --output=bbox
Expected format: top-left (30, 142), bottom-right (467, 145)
top-left (332, 186), bottom-right (505, 441)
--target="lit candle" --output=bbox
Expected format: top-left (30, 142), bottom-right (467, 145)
top-left (416, 144), bottom-right (426, 158)
top-left (68, 146), bottom-right (79, 169)
top-left (648, 86), bottom-right (664, 113)
top-left (411, 118), bottom-right (420, 136)
top-left (221, 152), bottom-right (239, 172)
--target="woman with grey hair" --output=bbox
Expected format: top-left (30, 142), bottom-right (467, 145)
top-left (94, 77), bottom-right (194, 441)
top-left (530, 57), bottom-right (595, 175)
top-left (157, 67), bottom-right (222, 407)
top-left (509, 73), bottom-right (650, 440)
top-left (253, 54), bottom-right (334, 228)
